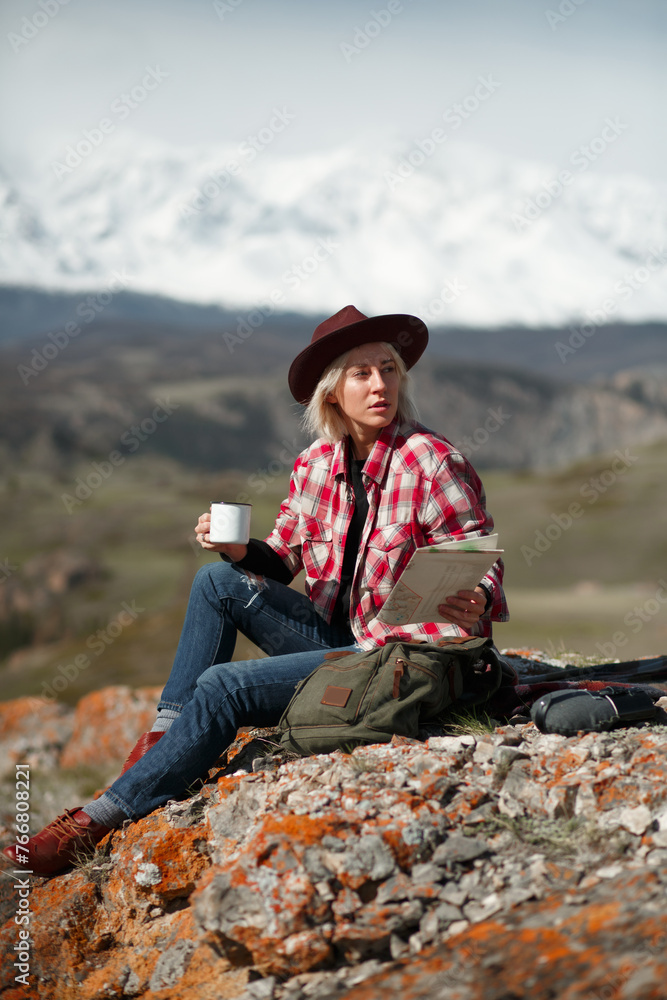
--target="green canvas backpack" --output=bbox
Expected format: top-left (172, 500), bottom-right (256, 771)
top-left (277, 636), bottom-right (504, 756)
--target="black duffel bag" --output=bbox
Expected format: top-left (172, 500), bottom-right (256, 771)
top-left (530, 686), bottom-right (658, 736)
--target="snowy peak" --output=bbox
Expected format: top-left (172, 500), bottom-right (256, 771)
top-left (1, 135), bottom-right (666, 327)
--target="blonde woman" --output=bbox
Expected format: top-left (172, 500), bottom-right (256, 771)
top-left (4, 305), bottom-right (508, 875)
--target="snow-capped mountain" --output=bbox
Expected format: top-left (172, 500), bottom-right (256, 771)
top-left (1, 134), bottom-right (666, 328)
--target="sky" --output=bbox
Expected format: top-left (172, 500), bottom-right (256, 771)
top-left (0, 0), bottom-right (666, 183)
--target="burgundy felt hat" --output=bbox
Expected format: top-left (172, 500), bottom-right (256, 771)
top-left (288, 305), bottom-right (429, 404)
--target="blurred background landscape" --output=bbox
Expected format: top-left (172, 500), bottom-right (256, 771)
top-left (1, 0), bottom-right (666, 704)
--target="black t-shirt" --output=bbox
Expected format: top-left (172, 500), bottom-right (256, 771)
top-left (331, 456), bottom-right (368, 625)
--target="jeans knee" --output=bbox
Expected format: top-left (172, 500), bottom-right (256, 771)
top-left (194, 560), bottom-right (244, 597)
top-left (195, 560), bottom-right (232, 583)
top-left (196, 661), bottom-right (227, 695)
top-left (196, 662), bottom-right (245, 712)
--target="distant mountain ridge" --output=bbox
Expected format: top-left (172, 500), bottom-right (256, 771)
top-left (1, 320), bottom-right (666, 473)
top-left (2, 286), bottom-right (667, 385)
top-left (2, 135), bottom-right (667, 327)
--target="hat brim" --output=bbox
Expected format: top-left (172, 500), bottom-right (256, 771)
top-left (288, 313), bottom-right (428, 404)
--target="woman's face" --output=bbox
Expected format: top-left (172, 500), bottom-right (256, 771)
top-left (327, 342), bottom-right (400, 443)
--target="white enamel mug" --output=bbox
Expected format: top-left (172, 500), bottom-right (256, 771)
top-left (209, 502), bottom-right (252, 544)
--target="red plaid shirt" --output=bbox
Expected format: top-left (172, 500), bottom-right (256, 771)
top-left (265, 419), bottom-right (509, 649)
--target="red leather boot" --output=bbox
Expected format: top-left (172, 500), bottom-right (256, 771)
top-left (2, 808), bottom-right (111, 876)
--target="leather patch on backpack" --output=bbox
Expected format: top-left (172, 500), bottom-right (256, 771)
top-left (321, 685), bottom-right (352, 707)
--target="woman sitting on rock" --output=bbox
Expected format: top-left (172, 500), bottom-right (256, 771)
top-left (3, 305), bottom-right (509, 875)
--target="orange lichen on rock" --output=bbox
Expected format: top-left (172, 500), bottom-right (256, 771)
top-left (2, 671), bottom-right (667, 999)
top-left (104, 812), bottom-right (212, 903)
top-left (59, 685), bottom-right (161, 768)
top-left (0, 695), bottom-right (73, 775)
top-left (0, 872), bottom-right (100, 991)
top-left (334, 875), bottom-right (667, 1000)
top-left (0, 695), bottom-right (67, 741)
top-left (259, 810), bottom-right (350, 848)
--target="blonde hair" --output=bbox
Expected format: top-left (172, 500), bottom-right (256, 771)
top-left (302, 342), bottom-right (419, 443)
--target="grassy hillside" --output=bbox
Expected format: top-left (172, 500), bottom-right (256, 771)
top-left (1, 438), bottom-right (665, 704)
top-left (484, 437), bottom-right (667, 658)
top-left (0, 455), bottom-right (287, 703)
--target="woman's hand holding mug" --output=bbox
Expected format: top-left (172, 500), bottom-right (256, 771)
top-left (195, 512), bottom-right (248, 563)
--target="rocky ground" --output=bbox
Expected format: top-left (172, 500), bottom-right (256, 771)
top-left (1, 654), bottom-right (667, 1000)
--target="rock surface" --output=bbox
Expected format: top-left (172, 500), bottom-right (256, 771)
top-left (1, 659), bottom-right (667, 999)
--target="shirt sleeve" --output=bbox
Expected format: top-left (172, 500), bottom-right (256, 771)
top-left (422, 450), bottom-right (510, 624)
top-left (221, 538), bottom-right (294, 585)
top-left (479, 559), bottom-right (509, 622)
top-left (260, 456), bottom-right (307, 578)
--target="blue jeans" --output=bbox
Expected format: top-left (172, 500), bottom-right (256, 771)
top-left (105, 562), bottom-right (356, 820)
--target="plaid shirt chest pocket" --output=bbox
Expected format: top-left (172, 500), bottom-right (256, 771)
top-left (364, 522), bottom-right (416, 594)
top-left (300, 514), bottom-right (335, 578)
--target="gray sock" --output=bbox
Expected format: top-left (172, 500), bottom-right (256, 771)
top-left (82, 794), bottom-right (130, 829)
top-left (151, 708), bottom-right (180, 733)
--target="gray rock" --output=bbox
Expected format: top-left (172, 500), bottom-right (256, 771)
top-left (252, 755), bottom-right (281, 773)
top-left (302, 847), bottom-right (332, 881)
top-left (462, 800), bottom-right (498, 824)
top-left (432, 834), bottom-right (491, 865)
top-left (148, 940), bottom-right (196, 991)
top-left (427, 734), bottom-right (476, 752)
top-left (194, 872), bottom-right (268, 937)
top-left (472, 742), bottom-right (496, 765)
top-left (343, 834), bottom-right (397, 881)
top-left (410, 862), bottom-right (446, 885)
top-left (376, 873), bottom-right (414, 904)
top-left (646, 848), bottom-right (667, 867)
top-left (206, 780), bottom-right (268, 846)
top-left (491, 745), bottom-right (531, 766)
top-left (463, 892), bottom-right (503, 922)
top-left (421, 902), bottom-right (464, 940)
top-left (498, 760), bottom-right (543, 817)
top-left (439, 882), bottom-right (469, 907)
top-left (241, 977), bottom-right (277, 999)
top-left (505, 884), bottom-right (542, 906)
top-left (343, 959), bottom-right (385, 986)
